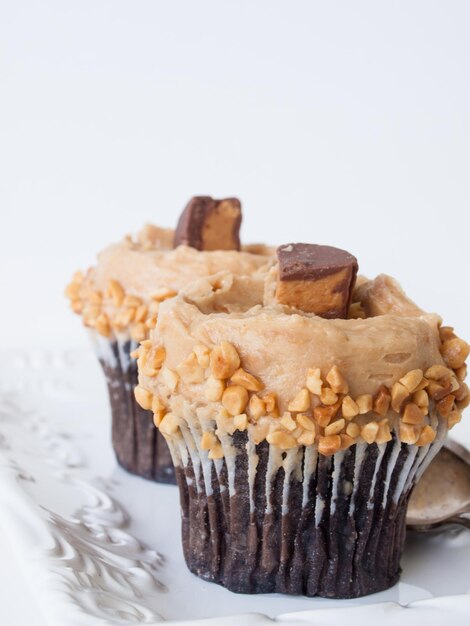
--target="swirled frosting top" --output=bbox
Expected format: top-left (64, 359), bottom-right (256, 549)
top-left (91, 226), bottom-right (273, 299)
top-left (65, 224), bottom-right (274, 340)
top-left (135, 272), bottom-right (468, 455)
top-left (148, 273), bottom-right (445, 403)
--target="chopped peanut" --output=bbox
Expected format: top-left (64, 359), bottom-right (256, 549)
top-left (313, 401), bottom-right (341, 427)
top-left (210, 342), bottom-right (241, 379)
top-left (306, 367), bottom-right (323, 395)
top-left (262, 392), bottom-right (279, 417)
top-left (414, 377), bottom-right (430, 392)
top-left (150, 287), bottom-right (177, 302)
top-left (324, 418), bottom-right (345, 436)
top-left (318, 435), bottom-right (341, 456)
top-left (455, 365), bottom-right (467, 382)
top-left (361, 421), bottom-right (379, 444)
top-left (88, 290), bottom-right (102, 305)
top-left (457, 395), bottom-right (470, 411)
top-left (340, 434), bottom-right (356, 449)
top-left (130, 322), bottom-right (147, 342)
top-left (71, 270), bottom-right (84, 283)
top-left (356, 394), bottom-right (373, 414)
top-left (65, 282), bottom-right (81, 300)
top-left (402, 402), bottom-right (425, 425)
top-left (233, 414), bottom-right (248, 431)
top-left (267, 431), bottom-right (297, 449)
top-left (373, 386), bottom-right (391, 416)
top-left (297, 431), bottom-right (315, 446)
top-left (83, 305), bottom-right (100, 325)
top-left (205, 376), bottom-right (225, 402)
top-left (159, 413), bottom-right (179, 436)
top-left (280, 412), bottom-right (297, 431)
top-left (230, 368), bottom-right (264, 391)
top-left (320, 387), bottom-right (338, 406)
top-left (342, 395), bottom-right (359, 419)
top-left (456, 387), bottom-right (470, 409)
top-left (455, 382), bottom-right (469, 402)
top-left (134, 304), bottom-right (148, 324)
top-left (153, 412), bottom-right (164, 427)
top-left (222, 385), bottom-right (249, 416)
top-left (130, 348), bottom-right (140, 359)
top-left (124, 294), bottom-right (143, 308)
top-left (447, 410), bottom-right (462, 429)
top-left (376, 421), bottom-right (392, 444)
top-left (326, 366), bottom-right (349, 394)
top-left (96, 313), bottom-right (111, 337)
top-left (441, 338), bottom-right (470, 369)
top-left (456, 384), bottom-right (470, 410)
top-left (161, 367), bottom-right (179, 392)
top-left (399, 369), bottom-right (423, 393)
top-left (296, 413), bottom-right (316, 433)
top-left (145, 314), bottom-right (158, 329)
top-left (107, 279), bottom-right (125, 307)
top-left (288, 388), bottom-right (311, 412)
top-left (346, 422), bottom-right (360, 438)
top-left (427, 379), bottom-right (452, 401)
top-left (439, 326), bottom-right (456, 342)
top-left (391, 382), bottom-right (410, 412)
top-left (141, 362), bottom-right (159, 377)
top-left (412, 389), bottom-right (429, 415)
top-left (425, 365), bottom-right (453, 381)
top-left (117, 307), bottom-right (136, 327)
top-left (208, 444), bottom-right (224, 460)
top-left (416, 425), bottom-right (436, 446)
top-left (399, 422), bottom-right (420, 444)
top-left (71, 300), bottom-right (83, 314)
top-left (148, 346), bottom-right (166, 370)
top-left (134, 385), bottom-right (153, 410)
top-left (248, 395), bottom-right (266, 420)
top-left (436, 394), bottom-right (455, 418)
top-left (151, 395), bottom-right (166, 420)
top-left (201, 431), bottom-right (218, 450)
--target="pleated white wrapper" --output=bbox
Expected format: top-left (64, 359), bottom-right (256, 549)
top-left (87, 329), bottom-right (177, 484)
top-left (164, 402), bottom-right (448, 597)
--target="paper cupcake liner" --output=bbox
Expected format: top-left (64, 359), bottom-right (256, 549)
top-left (89, 330), bottom-right (176, 484)
top-left (167, 408), bottom-right (446, 598)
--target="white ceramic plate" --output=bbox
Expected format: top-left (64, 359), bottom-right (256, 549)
top-left (0, 349), bottom-right (469, 626)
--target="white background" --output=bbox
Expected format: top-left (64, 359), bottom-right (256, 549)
top-left (1, 0), bottom-right (470, 350)
top-left (0, 3), bottom-right (469, 624)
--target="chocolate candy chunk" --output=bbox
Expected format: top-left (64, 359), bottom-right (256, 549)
top-left (174, 196), bottom-right (242, 251)
top-left (276, 243), bottom-right (358, 318)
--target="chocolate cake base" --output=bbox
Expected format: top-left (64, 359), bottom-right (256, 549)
top-left (172, 428), bottom-right (444, 598)
top-left (96, 337), bottom-right (176, 484)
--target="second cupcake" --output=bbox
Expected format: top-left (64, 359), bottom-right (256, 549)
top-left (65, 197), bottom-right (273, 483)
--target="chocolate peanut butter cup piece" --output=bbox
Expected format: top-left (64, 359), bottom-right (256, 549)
top-left (174, 196), bottom-right (242, 251)
top-left (276, 243), bottom-right (358, 318)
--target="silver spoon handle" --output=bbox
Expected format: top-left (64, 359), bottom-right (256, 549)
top-left (448, 513), bottom-right (470, 529)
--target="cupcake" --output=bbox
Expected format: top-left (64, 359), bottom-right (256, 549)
top-left (65, 197), bottom-right (273, 483)
top-left (135, 243), bottom-right (469, 597)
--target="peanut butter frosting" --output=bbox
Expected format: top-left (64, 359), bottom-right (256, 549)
top-left (135, 272), bottom-right (469, 457)
top-left (65, 224), bottom-right (273, 341)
